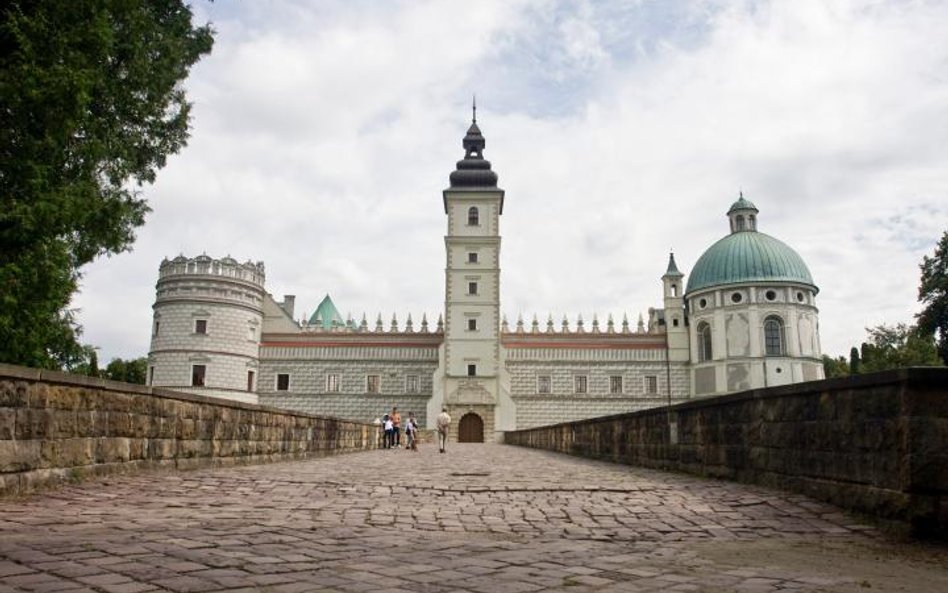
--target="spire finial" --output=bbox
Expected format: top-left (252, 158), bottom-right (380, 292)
top-left (472, 94), bottom-right (477, 123)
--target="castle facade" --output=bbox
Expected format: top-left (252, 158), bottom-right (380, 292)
top-left (147, 116), bottom-right (824, 442)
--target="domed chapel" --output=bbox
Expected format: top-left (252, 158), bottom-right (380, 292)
top-left (147, 112), bottom-right (824, 442)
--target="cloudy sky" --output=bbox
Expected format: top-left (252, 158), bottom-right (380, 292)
top-left (74, 0), bottom-right (948, 362)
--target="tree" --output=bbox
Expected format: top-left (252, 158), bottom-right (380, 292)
top-left (0, 1), bottom-right (213, 369)
top-left (822, 354), bottom-right (850, 378)
top-left (857, 323), bottom-right (942, 373)
top-left (103, 357), bottom-right (148, 384)
top-left (917, 231), bottom-right (948, 365)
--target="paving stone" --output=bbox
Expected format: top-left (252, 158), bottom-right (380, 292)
top-left (0, 444), bottom-right (946, 592)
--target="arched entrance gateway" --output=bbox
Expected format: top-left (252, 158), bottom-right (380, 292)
top-left (457, 413), bottom-right (484, 443)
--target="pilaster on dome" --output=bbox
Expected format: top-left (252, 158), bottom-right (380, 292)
top-left (448, 100), bottom-right (500, 190)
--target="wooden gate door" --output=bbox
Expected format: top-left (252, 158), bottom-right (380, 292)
top-left (458, 413), bottom-right (484, 443)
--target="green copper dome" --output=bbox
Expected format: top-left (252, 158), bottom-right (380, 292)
top-left (686, 199), bottom-right (817, 295)
top-left (308, 294), bottom-right (344, 329)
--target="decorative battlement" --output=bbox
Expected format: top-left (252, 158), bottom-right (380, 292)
top-left (158, 254), bottom-right (266, 287)
top-left (500, 312), bottom-right (656, 335)
top-left (299, 312), bottom-right (444, 334)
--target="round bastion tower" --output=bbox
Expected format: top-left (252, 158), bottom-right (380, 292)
top-left (147, 254), bottom-right (266, 404)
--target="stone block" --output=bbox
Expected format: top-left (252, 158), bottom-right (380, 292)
top-left (146, 438), bottom-right (176, 460)
top-left (176, 439), bottom-right (211, 458)
top-left (42, 438), bottom-right (93, 468)
top-left (15, 408), bottom-right (53, 439)
top-left (0, 440), bottom-right (41, 472)
top-left (76, 410), bottom-right (108, 437)
top-left (0, 408), bottom-right (14, 440)
top-left (95, 437), bottom-right (131, 463)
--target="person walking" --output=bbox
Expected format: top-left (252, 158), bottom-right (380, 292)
top-left (436, 407), bottom-right (451, 453)
top-left (391, 406), bottom-right (402, 448)
top-left (404, 412), bottom-right (416, 452)
top-left (383, 414), bottom-right (394, 449)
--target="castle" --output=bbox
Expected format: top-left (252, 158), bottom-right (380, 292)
top-left (147, 114), bottom-right (824, 442)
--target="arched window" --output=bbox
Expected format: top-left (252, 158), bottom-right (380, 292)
top-left (697, 322), bottom-right (712, 362)
top-left (764, 316), bottom-right (785, 356)
top-left (467, 206), bottom-right (479, 226)
top-left (735, 215), bottom-right (746, 230)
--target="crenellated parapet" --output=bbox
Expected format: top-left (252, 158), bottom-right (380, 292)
top-left (299, 312), bottom-right (445, 334)
top-left (159, 254), bottom-right (266, 287)
top-left (501, 312), bottom-right (655, 335)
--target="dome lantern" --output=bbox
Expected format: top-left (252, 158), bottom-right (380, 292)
top-left (727, 191), bottom-right (759, 233)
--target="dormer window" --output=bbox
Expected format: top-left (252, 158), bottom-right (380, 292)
top-left (467, 206), bottom-right (479, 226)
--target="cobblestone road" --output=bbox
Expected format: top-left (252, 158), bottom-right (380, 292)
top-left (1, 444), bottom-right (946, 593)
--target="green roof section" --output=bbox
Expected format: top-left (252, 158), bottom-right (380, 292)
top-left (664, 252), bottom-right (683, 277)
top-left (308, 294), bottom-right (345, 329)
top-left (727, 194), bottom-right (758, 214)
top-left (685, 231), bottom-right (816, 295)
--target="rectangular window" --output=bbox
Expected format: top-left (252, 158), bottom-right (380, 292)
top-left (194, 319), bottom-right (207, 334)
top-left (537, 375), bottom-right (551, 394)
top-left (610, 375), bottom-right (623, 394)
top-left (153, 321), bottom-right (160, 336)
top-left (149, 366), bottom-right (155, 386)
top-left (467, 364), bottom-right (477, 377)
top-left (247, 370), bottom-right (255, 392)
top-left (366, 374), bottom-right (380, 394)
top-left (191, 365), bottom-right (206, 387)
top-left (468, 252), bottom-right (478, 263)
top-left (326, 373), bottom-right (339, 392)
top-left (468, 318), bottom-right (477, 331)
top-left (406, 374), bottom-right (419, 393)
top-left (276, 373), bottom-right (290, 391)
top-left (574, 375), bottom-right (588, 394)
top-left (468, 281), bottom-right (478, 295)
top-left (645, 375), bottom-right (658, 394)
top-left (248, 325), bottom-right (257, 341)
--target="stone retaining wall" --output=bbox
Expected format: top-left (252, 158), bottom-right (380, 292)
top-left (0, 363), bottom-right (377, 496)
top-left (505, 368), bottom-right (948, 538)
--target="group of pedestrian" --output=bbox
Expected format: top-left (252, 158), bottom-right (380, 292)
top-left (378, 406), bottom-right (452, 453)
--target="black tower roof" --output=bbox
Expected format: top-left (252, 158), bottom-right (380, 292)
top-left (448, 102), bottom-right (499, 189)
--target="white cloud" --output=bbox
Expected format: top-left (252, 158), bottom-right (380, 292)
top-left (73, 0), bottom-right (948, 363)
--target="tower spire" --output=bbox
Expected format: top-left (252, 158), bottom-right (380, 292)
top-left (472, 94), bottom-right (477, 123)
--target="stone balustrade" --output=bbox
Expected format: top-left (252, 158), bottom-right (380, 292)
top-left (505, 367), bottom-right (948, 539)
top-left (0, 363), bottom-right (376, 496)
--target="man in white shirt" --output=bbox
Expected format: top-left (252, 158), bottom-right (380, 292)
top-left (436, 408), bottom-right (451, 453)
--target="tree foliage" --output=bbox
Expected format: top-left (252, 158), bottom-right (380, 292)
top-left (857, 323), bottom-right (942, 373)
top-left (0, 1), bottom-right (213, 368)
top-left (917, 231), bottom-right (948, 365)
top-left (821, 354), bottom-right (850, 378)
top-left (102, 357), bottom-right (148, 384)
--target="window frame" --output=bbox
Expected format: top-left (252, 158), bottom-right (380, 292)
top-left (326, 373), bottom-right (339, 393)
top-left (405, 374), bottom-right (419, 393)
top-left (644, 375), bottom-right (658, 394)
top-left (275, 373), bottom-right (290, 391)
top-left (467, 252), bottom-right (478, 263)
top-left (764, 316), bottom-right (785, 356)
top-left (194, 319), bottom-right (208, 335)
top-left (191, 364), bottom-right (206, 387)
top-left (468, 281), bottom-right (478, 295)
top-left (467, 364), bottom-right (477, 377)
top-left (574, 375), bottom-right (588, 394)
top-left (467, 318), bottom-right (478, 331)
top-left (366, 374), bottom-right (381, 394)
top-left (467, 206), bottom-right (479, 226)
top-left (697, 321), bottom-right (713, 362)
top-left (609, 375), bottom-right (623, 394)
top-left (537, 374), bottom-right (551, 394)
